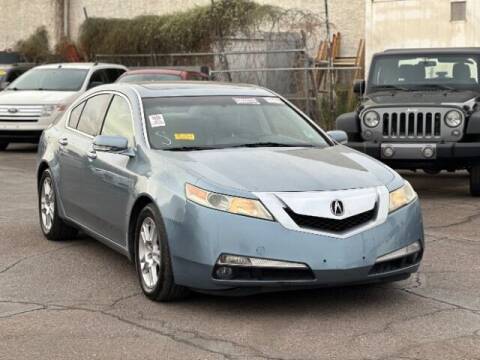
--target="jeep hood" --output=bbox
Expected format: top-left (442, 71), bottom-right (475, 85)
top-left (165, 145), bottom-right (398, 193)
top-left (364, 90), bottom-right (479, 106)
top-left (0, 90), bottom-right (77, 105)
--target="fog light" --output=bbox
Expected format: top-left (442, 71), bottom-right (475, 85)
top-left (363, 130), bottom-right (373, 139)
top-left (383, 146), bottom-right (394, 158)
top-left (216, 254), bottom-right (308, 269)
top-left (452, 130), bottom-right (461, 137)
top-left (423, 146), bottom-right (435, 158)
top-left (376, 241), bottom-right (422, 263)
top-left (215, 266), bottom-right (234, 280)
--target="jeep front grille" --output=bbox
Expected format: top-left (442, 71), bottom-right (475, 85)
top-left (362, 107), bottom-right (464, 142)
top-left (382, 111), bottom-right (441, 138)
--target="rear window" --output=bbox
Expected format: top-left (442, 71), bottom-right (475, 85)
top-left (9, 68), bottom-right (88, 91)
top-left (118, 73), bottom-right (182, 83)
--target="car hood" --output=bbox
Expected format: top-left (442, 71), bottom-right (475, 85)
top-left (163, 145), bottom-right (398, 193)
top-left (0, 90), bottom-right (77, 105)
top-left (364, 90), bottom-right (479, 106)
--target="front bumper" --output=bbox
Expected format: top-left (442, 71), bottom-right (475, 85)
top-left (347, 141), bottom-right (480, 169)
top-left (164, 199), bottom-right (424, 293)
top-left (0, 116), bottom-right (53, 143)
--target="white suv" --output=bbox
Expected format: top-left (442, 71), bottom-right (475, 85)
top-left (0, 62), bottom-right (127, 150)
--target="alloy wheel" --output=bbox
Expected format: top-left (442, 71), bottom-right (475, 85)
top-left (40, 177), bottom-right (55, 232)
top-left (138, 217), bottom-right (161, 289)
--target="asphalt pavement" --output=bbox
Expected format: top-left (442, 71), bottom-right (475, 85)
top-left (0, 144), bottom-right (479, 360)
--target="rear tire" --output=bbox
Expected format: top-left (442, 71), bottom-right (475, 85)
top-left (38, 169), bottom-right (78, 241)
top-left (0, 142), bottom-right (8, 151)
top-left (134, 204), bottom-right (189, 302)
top-left (469, 166), bottom-right (480, 196)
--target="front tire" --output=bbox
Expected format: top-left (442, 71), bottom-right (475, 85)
top-left (134, 204), bottom-right (189, 302)
top-left (469, 166), bottom-right (480, 196)
top-left (0, 142), bottom-right (8, 151)
top-left (38, 169), bottom-right (78, 240)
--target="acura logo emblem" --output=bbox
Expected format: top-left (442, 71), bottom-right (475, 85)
top-left (7, 108), bottom-right (18, 113)
top-left (330, 200), bottom-right (344, 217)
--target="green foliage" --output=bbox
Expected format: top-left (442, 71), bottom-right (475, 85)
top-left (15, 26), bottom-right (51, 62)
top-left (79, 0), bottom-right (280, 59)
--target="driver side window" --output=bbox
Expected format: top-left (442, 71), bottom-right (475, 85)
top-left (101, 95), bottom-right (135, 146)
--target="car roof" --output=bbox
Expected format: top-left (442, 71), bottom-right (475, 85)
top-left (379, 47), bottom-right (480, 56)
top-left (33, 62), bottom-right (127, 70)
top-left (104, 81), bottom-right (275, 97)
top-left (123, 68), bottom-right (186, 75)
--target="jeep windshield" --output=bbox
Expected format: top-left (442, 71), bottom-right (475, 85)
top-left (143, 96), bottom-right (329, 150)
top-left (7, 68), bottom-right (88, 91)
top-left (368, 53), bottom-right (480, 93)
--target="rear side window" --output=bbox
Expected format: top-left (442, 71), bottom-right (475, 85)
top-left (68, 102), bottom-right (86, 129)
top-left (101, 95), bottom-right (135, 146)
top-left (76, 94), bottom-right (111, 136)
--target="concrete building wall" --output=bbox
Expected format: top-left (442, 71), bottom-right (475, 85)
top-left (366, 0), bottom-right (480, 69)
top-left (1, 0), bottom-right (365, 57)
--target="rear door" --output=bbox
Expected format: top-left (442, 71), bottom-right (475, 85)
top-left (57, 93), bottom-right (112, 226)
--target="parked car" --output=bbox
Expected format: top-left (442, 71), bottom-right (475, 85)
top-left (0, 62), bottom-right (127, 150)
top-left (336, 47), bottom-right (480, 196)
top-left (37, 82), bottom-right (424, 301)
top-left (116, 68), bottom-right (208, 83)
top-left (0, 63), bottom-right (35, 90)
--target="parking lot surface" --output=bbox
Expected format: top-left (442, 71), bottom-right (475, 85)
top-left (1, 145), bottom-right (479, 360)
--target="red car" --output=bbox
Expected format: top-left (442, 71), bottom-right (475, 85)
top-left (116, 68), bottom-right (209, 83)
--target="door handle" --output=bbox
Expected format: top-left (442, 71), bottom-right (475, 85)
top-left (58, 137), bottom-right (68, 146)
top-left (87, 150), bottom-right (97, 160)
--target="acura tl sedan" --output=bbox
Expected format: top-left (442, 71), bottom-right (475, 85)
top-left (37, 82), bottom-right (424, 301)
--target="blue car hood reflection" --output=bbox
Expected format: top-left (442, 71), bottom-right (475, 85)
top-left (162, 145), bottom-right (396, 192)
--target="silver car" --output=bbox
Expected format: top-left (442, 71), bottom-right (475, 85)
top-left (37, 82), bottom-right (424, 301)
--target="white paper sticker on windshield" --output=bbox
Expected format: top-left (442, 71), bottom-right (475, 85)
top-left (264, 97), bottom-right (283, 104)
top-left (149, 114), bottom-right (166, 127)
top-left (233, 97), bottom-right (260, 105)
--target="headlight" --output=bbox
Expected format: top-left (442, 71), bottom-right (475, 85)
top-left (444, 110), bottom-right (462, 127)
top-left (389, 181), bottom-right (417, 213)
top-left (41, 104), bottom-right (68, 117)
top-left (363, 110), bottom-right (380, 128)
top-left (185, 183), bottom-right (273, 220)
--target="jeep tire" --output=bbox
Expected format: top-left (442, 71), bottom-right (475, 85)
top-left (469, 166), bottom-right (480, 196)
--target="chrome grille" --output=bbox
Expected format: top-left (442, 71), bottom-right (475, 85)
top-left (0, 105), bottom-right (43, 122)
top-left (362, 107), bottom-right (464, 143)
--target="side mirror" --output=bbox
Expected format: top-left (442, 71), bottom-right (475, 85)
top-left (92, 135), bottom-right (133, 156)
top-left (327, 130), bottom-right (348, 145)
top-left (353, 79), bottom-right (365, 95)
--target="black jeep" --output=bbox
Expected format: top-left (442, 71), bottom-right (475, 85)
top-left (337, 48), bottom-right (480, 196)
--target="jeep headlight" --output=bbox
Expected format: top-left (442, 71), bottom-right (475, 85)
top-left (185, 183), bottom-right (273, 220)
top-left (363, 110), bottom-right (380, 128)
top-left (389, 181), bottom-right (417, 213)
top-left (444, 110), bottom-right (462, 128)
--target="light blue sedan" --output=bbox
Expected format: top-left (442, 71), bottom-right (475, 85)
top-left (37, 82), bottom-right (424, 301)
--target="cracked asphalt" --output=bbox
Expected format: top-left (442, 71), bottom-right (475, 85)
top-left (0, 144), bottom-right (479, 360)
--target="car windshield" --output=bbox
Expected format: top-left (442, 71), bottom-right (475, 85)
top-left (119, 73), bottom-right (182, 83)
top-left (143, 96), bottom-right (330, 150)
top-left (8, 68), bottom-right (88, 91)
top-left (368, 53), bottom-right (480, 92)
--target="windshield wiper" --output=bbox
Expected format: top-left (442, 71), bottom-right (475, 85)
top-left (372, 84), bottom-right (409, 91)
top-left (229, 142), bottom-right (316, 148)
top-left (163, 145), bottom-right (220, 151)
top-left (413, 84), bottom-right (458, 91)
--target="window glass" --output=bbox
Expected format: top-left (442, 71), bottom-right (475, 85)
top-left (101, 95), bottom-right (134, 146)
top-left (368, 54), bottom-right (480, 92)
top-left (142, 96), bottom-right (328, 150)
top-left (8, 68), bottom-right (88, 91)
top-left (118, 73), bottom-right (182, 83)
top-left (76, 94), bottom-right (111, 136)
top-left (68, 102), bottom-right (86, 129)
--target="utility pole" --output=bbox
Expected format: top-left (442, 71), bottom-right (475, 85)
top-left (324, 0), bottom-right (335, 128)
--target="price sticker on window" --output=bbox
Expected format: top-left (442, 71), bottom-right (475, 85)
top-left (149, 114), bottom-right (166, 127)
